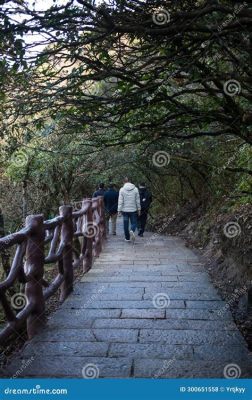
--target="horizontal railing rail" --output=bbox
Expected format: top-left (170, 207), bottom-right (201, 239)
top-left (0, 196), bottom-right (106, 345)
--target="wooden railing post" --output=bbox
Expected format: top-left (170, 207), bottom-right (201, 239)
top-left (25, 214), bottom-right (45, 339)
top-left (82, 199), bottom-right (93, 272)
top-left (92, 198), bottom-right (101, 257)
top-left (99, 196), bottom-right (106, 241)
top-left (59, 205), bottom-right (74, 302)
top-left (0, 192), bottom-right (107, 345)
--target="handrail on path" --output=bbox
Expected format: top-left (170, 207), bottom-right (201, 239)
top-left (0, 196), bottom-right (106, 344)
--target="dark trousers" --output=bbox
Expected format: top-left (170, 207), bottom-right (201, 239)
top-left (123, 212), bottom-right (137, 240)
top-left (138, 211), bottom-right (148, 234)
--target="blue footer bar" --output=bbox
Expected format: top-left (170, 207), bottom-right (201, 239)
top-left (1, 379), bottom-right (252, 400)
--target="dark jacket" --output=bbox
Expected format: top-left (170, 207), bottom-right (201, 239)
top-left (93, 188), bottom-right (106, 198)
top-left (139, 187), bottom-right (152, 212)
top-left (104, 188), bottom-right (119, 214)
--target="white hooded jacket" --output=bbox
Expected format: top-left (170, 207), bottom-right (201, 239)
top-left (118, 183), bottom-right (141, 213)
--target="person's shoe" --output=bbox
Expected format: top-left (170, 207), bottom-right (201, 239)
top-left (130, 230), bottom-right (135, 243)
top-left (138, 233), bottom-right (143, 237)
top-left (125, 239), bottom-right (130, 242)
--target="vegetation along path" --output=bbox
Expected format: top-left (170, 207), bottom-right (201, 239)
top-left (4, 221), bottom-right (252, 378)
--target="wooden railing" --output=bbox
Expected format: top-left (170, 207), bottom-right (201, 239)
top-left (0, 196), bottom-right (106, 344)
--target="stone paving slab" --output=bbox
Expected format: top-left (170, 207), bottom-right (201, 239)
top-left (193, 345), bottom-right (252, 362)
top-left (75, 293), bottom-right (144, 300)
top-left (185, 300), bottom-right (225, 309)
top-left (49, 309), bottom-right (122, 320)
top-left (134, 359), bottom-right (252, 378)
top-left (92, 318), bottom-right (237, 331)
top-left (143, 292), bottom-right (221, 300)
top-left (81, 275), bottom-right (179, 282)
top-left (109, 343), bottom-right (193, 359)
top-left (47, 317), bottom-right (93, 329)
top-left (31, 329), bottom-right (97, 343)
top-left (74, 284), bottom-right (144, 295)
top-left (5, 357), bottom-right (132, 378)
top-left (60, 300), bottom-right (185, 309)
top-left (22, 342), bottom-right (109, 357)
top-left (164, 309), bottom-right (232, 320)
top-left (139, 329), bottom-right (246, 345)
top-left (3, 222), bottom-right (252, 378)
top-left (121, 309), bottom-right (165, 319)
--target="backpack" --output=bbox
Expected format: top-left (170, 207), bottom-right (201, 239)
top-left (139, 189), bottom-right (152, 211)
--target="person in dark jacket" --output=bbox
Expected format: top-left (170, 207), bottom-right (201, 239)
top-left (138, 183), bottom-right (152, 237)
top-left (93, 183), bottom-right (105, 198)
top-left (104, 183), bottom-right (119, 235)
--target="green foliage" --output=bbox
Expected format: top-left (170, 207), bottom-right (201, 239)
top-left (0, 0), bottom-right (251, 226)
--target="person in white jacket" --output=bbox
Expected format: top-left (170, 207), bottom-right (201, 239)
top-left (117, 178), bottom-right (141, 242)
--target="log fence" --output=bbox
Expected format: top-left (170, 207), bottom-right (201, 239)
top-left (0, 196), bottom-right (106, 344)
